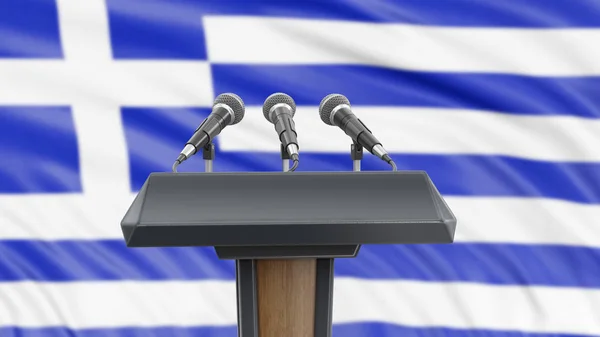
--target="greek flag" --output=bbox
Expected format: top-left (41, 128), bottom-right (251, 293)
top-left (1, 0), bottom-right (600, 336)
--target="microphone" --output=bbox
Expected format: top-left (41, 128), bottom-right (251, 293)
top-left (319, 93), bottom-right (397, 170)
top-left (172, 93), bottom-right (245, 172)
top-left (262, 93), bottom-right (300, 171)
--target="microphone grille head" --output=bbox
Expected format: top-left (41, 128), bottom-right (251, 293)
top-left (262, 93), bottom-right (296, 122)
top-left (214, 93), bottom-right (245, 125)
top-left (319, 94), bottom-right (350, 125)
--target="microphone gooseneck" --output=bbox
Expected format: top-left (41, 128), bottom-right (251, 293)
top-left (263, 93), bottom-right (300, 172)
top-left (172, 93), bottom-right (245, 172)
top-left (319, 93), bottom-right (397, 171)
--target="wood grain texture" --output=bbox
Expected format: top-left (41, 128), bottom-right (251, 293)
top-left (257, 259), bottom-right (317, 337)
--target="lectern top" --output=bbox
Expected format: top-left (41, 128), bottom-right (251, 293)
top-left (121, 171), bottom-right (456, 247)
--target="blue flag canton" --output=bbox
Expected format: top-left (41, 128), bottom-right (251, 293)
top-left (0, 0), bottom-right (62, 58)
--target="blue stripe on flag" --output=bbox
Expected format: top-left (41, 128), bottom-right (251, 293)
top-left (0, 240), bottom-right (233, 281)
top-left (0, 0), bottom-right (63, 58)
top-left (2, 241), bottom-right (600, 288)
top-left (105, 0), bottom-right (600, 60)
top-left (212, 65), bottom-right (600, 118)
top-left (0, 323), bottom-right (596, 337)
top-left (0, 106), bottom-right (81, 193)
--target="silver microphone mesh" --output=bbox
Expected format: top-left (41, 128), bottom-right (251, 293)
top-left (262, 93), bottom-right (296, 122)
top-left (319, 94), bottom-right (350, 125)
top-left (214, 93), bottom-right (245, 125)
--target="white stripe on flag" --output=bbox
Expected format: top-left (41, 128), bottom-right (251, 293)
top-left (204, 16), bottom-right (600, 76)
top-left (2, 279), bottom-right (600, 334)
top-left (218, 107), bottom-right (600, 162)
top-left (0, 61), bottom-right (213, 106)
top-left (1, 194), bottom-right (599, 247)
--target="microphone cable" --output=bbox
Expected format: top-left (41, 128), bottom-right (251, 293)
top-left (172, 153), bottom-right (186, 172)
top-left (172, 160), bottom-right (180, 173)
top-left (382, 154), bottom-right (398, 171)
top-left (288, 154), bottom-right (300, 172)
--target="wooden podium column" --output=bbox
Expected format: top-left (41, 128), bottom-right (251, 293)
top-left (257, 259), bottom-right (316, 337)
top-left (236, 257), bottom-right (334, 337)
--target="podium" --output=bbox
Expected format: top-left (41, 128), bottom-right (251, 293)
top-left (121, 171), bottom-right (456, 337)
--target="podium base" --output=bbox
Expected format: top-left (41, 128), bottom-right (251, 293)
top-left (236, 258), bottom-right (334, 337)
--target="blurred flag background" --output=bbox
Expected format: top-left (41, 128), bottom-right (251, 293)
top-left (2, 0), bottom-right (600, 336)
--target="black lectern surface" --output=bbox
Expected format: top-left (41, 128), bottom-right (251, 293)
top-left (120, 171), bottom-right (457, 337)
top-left (122, 171), bottom-right (456, 248)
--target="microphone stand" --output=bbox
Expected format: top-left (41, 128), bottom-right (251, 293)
top-left (351, 142), bottom-right (363, 172)
top-left (281, 143), bottom-right (290, 172)
top-left (203, 142), bottom-right (215, 173)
